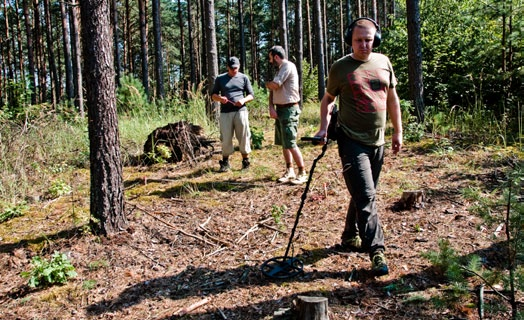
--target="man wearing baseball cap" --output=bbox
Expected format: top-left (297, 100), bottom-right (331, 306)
top-left (212, 56), bottom-right (255, 172)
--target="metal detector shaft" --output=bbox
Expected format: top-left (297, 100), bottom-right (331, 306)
top-left (282, 141), bottom-right (329, 260)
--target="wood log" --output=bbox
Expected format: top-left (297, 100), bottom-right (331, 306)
top-left (295, 295), bottom-right (329, 320)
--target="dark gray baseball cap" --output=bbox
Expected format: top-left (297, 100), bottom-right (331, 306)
top-left (228, 56), bottom-right (240, 68)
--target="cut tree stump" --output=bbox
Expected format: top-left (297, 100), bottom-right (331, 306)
top-left (295, 295), bottom-right (329, 320)
top-left (142, 121), bottom-right (216, 165)
top-left (397, 190), bottom-right (426, 210)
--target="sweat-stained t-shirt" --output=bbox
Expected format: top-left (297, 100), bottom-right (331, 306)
top-left (326, 52), bottom-right (397, 146)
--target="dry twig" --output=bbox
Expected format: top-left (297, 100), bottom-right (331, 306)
top-left (173, 298), bottom-right (210, 316)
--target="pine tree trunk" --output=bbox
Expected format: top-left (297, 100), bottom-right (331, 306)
top-left (152, 0), bottom-right (164, 99)
top-left (70, 0), bottom-right (84, 116)
top-left (60, 0), bottom-right (74, 100)
top-left (80, 0), bottom-right (127, 236)
top-left (43, 0), bottom-right (58, 107)
top-left (138, 0), bottom-right (149, 98)
top-left (22, 0), bottom-right (36, 104)
top-left (406, 0), bottom-right (425, 122)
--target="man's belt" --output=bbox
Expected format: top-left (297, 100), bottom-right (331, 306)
top-left (275, 102), bottom-right (299, 108)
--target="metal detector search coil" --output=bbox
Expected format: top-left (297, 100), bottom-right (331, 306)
top-left (261, 141), bottom-right (330, 279)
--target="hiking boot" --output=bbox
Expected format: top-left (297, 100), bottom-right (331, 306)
top-left (277, 169), bottom-right (296, 183)
top-left (290, 171), bottom-right (308, 185)
top-left (341, 236), bottom-right (362, 251)
top-left (242, 158), bottom-right (250, 170)
top-left (371, 251), bottom-right (389, 276)
top-left (219, 160), bottom-right (231, 172)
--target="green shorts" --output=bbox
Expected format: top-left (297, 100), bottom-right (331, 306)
top-left (274, 105), bottom-right (301, 149)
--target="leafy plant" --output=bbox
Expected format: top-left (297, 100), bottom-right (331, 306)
top-left (0, 203), bottom-right (27, 223)
top-left (47, 179), bottom-right (72, 199)
top-left (21, 252), bottom-right (77, 288)
top-left (399, 100), bottom-right (426, 143)
top-left (271, 205), bottom-right (287, 229)
top-left (301, 60), bottom-right (319, 103)
top-left (155, 144), bottom-right (172, 161)
top-left (250, 126), bottom-right (265, 149)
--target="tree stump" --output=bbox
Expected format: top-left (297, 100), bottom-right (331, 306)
top-left (397, 190), bottom-right (425, 210)
top-left (295, 296), bottom-right (329, 320)
top-left (142, 121), bottom-right (216, 165)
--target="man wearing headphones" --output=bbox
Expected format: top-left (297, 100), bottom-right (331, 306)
top-left (314, 18), bottom-right (403, 276)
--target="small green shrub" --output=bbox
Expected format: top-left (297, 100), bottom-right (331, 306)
top-left (47, 179), bottom-right (72, 199)
top-left (21, 252), bottom-right (77, 288)
top-left (116, 74), bottom-right (149, 115)
top-left (251, 126), bottom-right (265, 149)
top-left (0, 203), bottom-right (27, 223)
top-left (271, 205), bottom-right (287, 229)
top-left (421, 239), bottom-right (481, 283)
top-left (302, 60), bottom-right (319, 103)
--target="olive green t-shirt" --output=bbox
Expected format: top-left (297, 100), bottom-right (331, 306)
top-left (326, 53), bottom-right (397, 146)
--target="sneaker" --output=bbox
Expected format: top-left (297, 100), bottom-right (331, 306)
top-left (341, 236), bottom-right (362, 251)
top-left (277, 169), bottom-right (296, 183)
top-left (290, 171), bottom-right (308, 185)
top-left (371, 251), bottom-right (389, 276)
top-left (242, 158), bottom-right (250, 170)
top-left (219, 160), bottom-right (231, 172)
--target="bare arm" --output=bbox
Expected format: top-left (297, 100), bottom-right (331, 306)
top-left (267, 89), bottom-right (277, 119)
top-left (314, 92), bottom-right (337, 140)
top-left (212, 93), bottom-right (228, 104)
top-left (387, 87), bottom-right (403, 154)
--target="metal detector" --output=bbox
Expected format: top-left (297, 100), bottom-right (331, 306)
top-left (260, 136), bottom-right (330, 279)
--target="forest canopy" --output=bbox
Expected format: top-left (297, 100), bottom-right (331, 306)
top-left (0, 0), bottom-right (521, 132)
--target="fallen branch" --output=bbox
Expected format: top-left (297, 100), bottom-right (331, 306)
top-left (460, 266), bottom-right (510, 302)
top-left (234, 218), bottom-right (275, 244)
top-left (173, 298), bottom-right (210, 316)
top-left (236, 225), bottom-right (259, 243)
top-left (127, 202), bottom-right (216, 246)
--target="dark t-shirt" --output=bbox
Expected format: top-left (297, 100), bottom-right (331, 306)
top-left (326, 53), bottom-right (397, 146)
top-left (212, 72), bottom-right (255, 113)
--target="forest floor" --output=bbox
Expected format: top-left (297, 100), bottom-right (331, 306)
top-left (0, 129), bottom-right (522, 319)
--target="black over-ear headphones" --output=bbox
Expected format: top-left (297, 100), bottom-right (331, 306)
top-left (344, 17), bottom-right (381, 48)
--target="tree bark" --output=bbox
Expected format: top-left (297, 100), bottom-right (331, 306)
top-left (152, 0), bottom-right (165, 98)
top-left (203, 0), bottom-right (218, 121)
top-left (138, 0), bottom-right (149, 98)
top-left (70, 0), bottom-right (84, 116)
top-left (295, 0), bottom-right (303, 107)
top-left (22, 0), bottom-right (36, 104)
top-left (176, 0), bottom-right (187, 99)
top-left (237, 0), bottom-right (246, 74)
top-left (278, 0), bottom-right (288, 54)
top-left (305, 0), bottom-right (313, 67)
top-left (406, 0), bottom-right (425, 122)
top-left (313, 0), bottom-right (325, 100)
top-left (43, 0), bottom-right (58, 107)
top-left (60, 0), bottom-right (74, 100)
top-left (80, 0), bottom-right (127, 236)
top-left (187, 0), bottom-right (196, 90)
top-left (33, 0), bottom-right (46, 104)
top-left (125, 0), bottom-right (134, 73)
top-left (112, 0), bottom-right (122, 86)
top-left (296, 296), bottom-right (329, 320)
